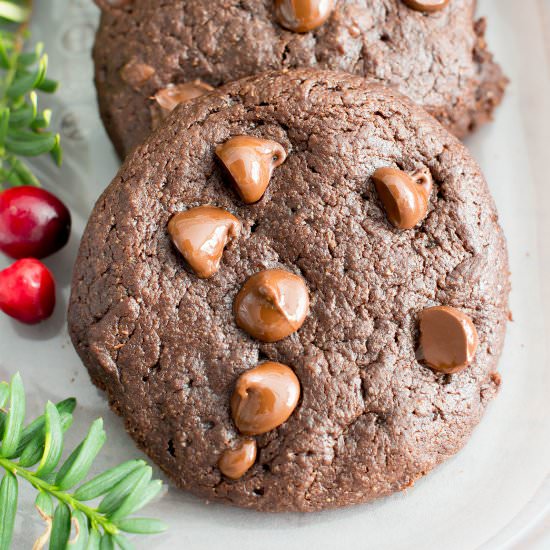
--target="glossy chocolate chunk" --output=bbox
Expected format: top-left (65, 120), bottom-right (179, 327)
top-left (168, 206), bottom-right (241, 278)
top-left (274, 0), bottom-right (335, 33)
top-left (372, 166), bottom-right (433, 230)
top-left (419, 306), bottom-right (479, 374)
top-left (216, 136), bottom-right (287, 204)
top-left (402, 0), bottom-right (450, 13)
top-left (231, 362), bottom-right (301, 435)
top-left (120, 58), bottom-right (155, 89)
top-left (153, 81), bottom-right (214, 115)
top-left (218, 439), bottom-right (257, 479)
top-left (234, 269), bottom-right (309, 342)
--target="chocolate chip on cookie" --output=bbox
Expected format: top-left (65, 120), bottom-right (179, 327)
top-left (234, 269), bottom-right (309, 342)
top-left (274, 0), bottom-right (335, 32)
top-left (231, 362), bottom-right (301, 435)
top-left (403, 0), bottom-right (450, 13)
top-left (372, 166), bottom-right (433, 229)
top-left (153, 81), bottom-right (214, 116)
top-left (419, 306), bottom-right (479, 374)
top-left (216, 137), bottom-right (287, 204)
top-left (119, 57), bottom-right (155, 90)
top-left (168, 206), bottom-right (241, 279)
top-left (219, 439), bottom-right (258, 479)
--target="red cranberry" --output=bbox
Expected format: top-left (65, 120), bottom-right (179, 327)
top-left (0, 258), bottom-right (56, 324)
top-left (0, 186), bottom-right (71, 259)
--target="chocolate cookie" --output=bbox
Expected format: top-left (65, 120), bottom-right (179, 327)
top-left (69, 70), bottom-right (510, 512)
top-left (93, 0), bottom-right (507, 157)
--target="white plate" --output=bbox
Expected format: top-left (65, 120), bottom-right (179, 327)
top-left (1, 1), bottom-right (549, 548)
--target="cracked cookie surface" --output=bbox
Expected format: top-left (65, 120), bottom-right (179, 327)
top-left (69, 70), bottom-right (509, 511)
top-left (93, 0), bottom-right (507, 157)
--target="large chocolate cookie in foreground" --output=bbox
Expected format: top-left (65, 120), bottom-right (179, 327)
top-left (69, 70), bottom-right (509, 512)
top-left (93, 0), bottom-right (507, 157)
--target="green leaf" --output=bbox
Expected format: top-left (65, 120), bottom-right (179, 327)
top-left (49, 503), bottom-right (71, 550)
top-left (18, 433), bottom-right (44, 467)
top-left (34, 491), bottom-right (55, 550)
top-left (8, 91), bottom-right (37, 128)
top-left (1, 372), bottom-right (26, 458)
top-left (56, 398), bottom-right (78, 416)
top-left (37, 77), bottom-right (58, 93)
top-left (5, 130), bottom-right (57, 156)
top-left (8, 102), bottom-right (34, 128)
top-left (0, 106), bottom-right (9, 144)
top-left (0, 36), bottom-right (10, 69)
top-left (17, 51), bottom-right (38, 67)
top-left (30, 89), bottom-right (39, 114)
top-left (117, 518), bottom-right (167, 535)
top-left (0, 380), bottom-right (8, 437)
top-left (0, 381), bottom-right (8, 408)
top-left (98, 466), bottom-right (152, 516)
top-left (125, 479), bottom-right (163, 517)
top-left (36, 401), bottom-right (64, 477)
top-left (7, 54), bottom-right (48, 98)
top-left (31, 108), bottom-right (51, 130)
top-left (0, 1), bottom-right (30, 23)
top-left (68, 510), bottom-right (89, 550)
top-left (50, 134), bottom-right (62, 166)
top-left (40, 472), bottom-right (58, 485)
top-left (34, 53), bottom-right (49, 88)
top-left (10, 94), bottom-right (25, 109)
top-left (73, 459), bottom-right (146, 501)
top-left (35, 491), bottom-right (54, 517)
top-left (109, 476), bottom-right (161, 523)
top-left (13, 397), bottom-right (76, 457)
top-left (0, 29), bottom-right (16, 43)
top-left (99, 535), bottom-right (115, 550)
top-left (113, 535), bottom-right (134, 550)
top-left (18, 42), bottom-right (44, 67)
top-left (0, 472), bottom-right (18, 550)
top-left (55, 418), bottom-right (106, 490)
top-left (7, 127), bottom-right (49, 140)
top-left (18, 410), bottom-right (73, 468)
top-left (3, 165), bottom-right (25, 186)
top-left (86, 529), bottom-right (101, 550)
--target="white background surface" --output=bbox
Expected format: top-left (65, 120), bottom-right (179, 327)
top-left (1, 1), bottom-right (549, 548)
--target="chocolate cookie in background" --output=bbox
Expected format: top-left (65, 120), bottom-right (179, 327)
top-left (92, 0), bottom-right (507, 158)
top-left (69, 69), bottom-right (510, 512)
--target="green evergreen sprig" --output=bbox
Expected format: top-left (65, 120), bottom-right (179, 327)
top-left (0, 373), bottom-right (167, 550)
top-left (0, 0), bottom-right (62, 190)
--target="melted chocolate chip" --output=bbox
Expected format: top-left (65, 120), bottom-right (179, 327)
top-left (231, 362), bottom-right (301, 435)
top-left (218, 439), bottom-right (257, 479)
top-left (216, 136), bottom-right (287, 204)
top-left (372, 166), bottom-right (433, 230)
top-left (168, 206), bottom-right (241, 278)
top-left (419, 306), bottom-right (479, 374)
top-left (274, 0), bottom-right (335, 33)
top-left (120, 58), bottom-right (155, 90)
top-left (153, 80), bottom-right (214, 115)
top-left (402, 0), bottom-right (450, 13)
top-left (234, 269), bottom-right (309, 342)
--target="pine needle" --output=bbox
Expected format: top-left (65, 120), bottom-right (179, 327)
top-left (0, 372), bottom-right (167, 550)
top-left (0, 0), bottom-right (62, 191)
